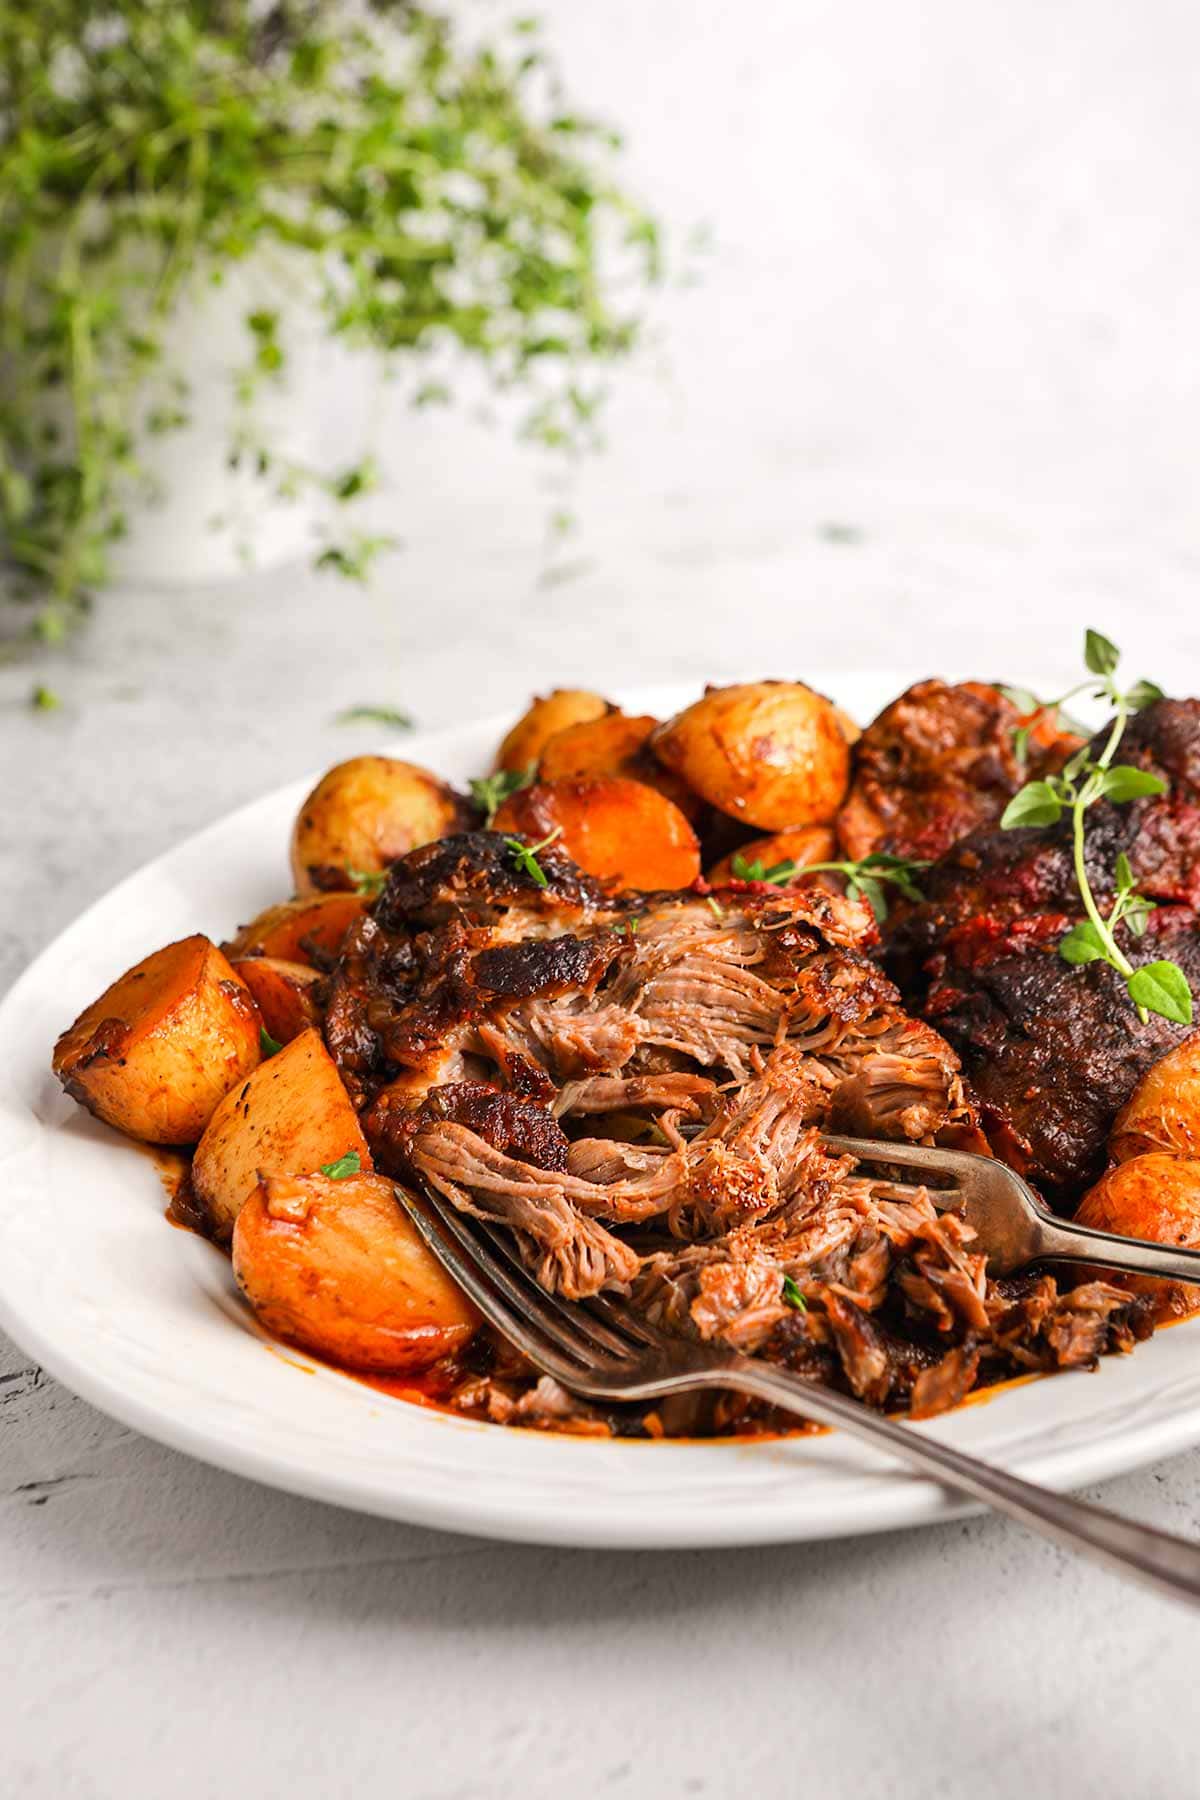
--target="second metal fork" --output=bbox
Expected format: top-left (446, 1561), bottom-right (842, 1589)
top-left (397, 1177), bottom-right (1200, 1608)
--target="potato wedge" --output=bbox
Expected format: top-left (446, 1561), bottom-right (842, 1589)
top-left (1075, 1153), bottom-right (1200, 1320)
top-left (290, 756), bottom-right (464, 895)
top-left (234, 958), bottom-right (322, 1047)
top-left (193, 1027), bottom-right (370, 1241)
top-left (1111, 1033), bottom-right (1200, 1162)
top-left (233, 1170), bottom-right (479, 1372)
top-left (651, 681), bottom-right (851, 829)
top-left (53, 935), bottom-right (261, 1145)
top-left (222, 892), bottom-right (367, 966)
top-left (494, 688), bottom-right (610, 773)
top-left (538, 710), bottom-right (704, 822)
top-left (493, 777), bottom-right (701, 891)
top-left (706, 824), bottom-right (837, 886)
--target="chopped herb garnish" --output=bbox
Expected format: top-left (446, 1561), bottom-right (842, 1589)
top-left (346, 866), bottom-right (387, 897)
top-left (333, 705), bottom-right (413, 731)
top-left (782, 1274), bottom-right (808, 1312)
top-left (1000, 629), bottom-right (1188, 1026)
top-left (616, 915), bottom-right (641, 938)
top-left (259, 1025), bottom-right (283, 1058)
top-left (705, 894), bottom-right (725, 919)
top-left (30, 683), bottom-right (60, 711)
top-left (470, 765), bottom-right (536, 825)
top-left (504, 826), bottom-right (563, 887)
top-left (320, 1151), bottom-right (362, 1180)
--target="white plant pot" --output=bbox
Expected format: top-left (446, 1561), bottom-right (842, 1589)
top-left (108, 254), bottom-right (336, 587)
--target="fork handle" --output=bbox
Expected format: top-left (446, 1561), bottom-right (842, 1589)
top-left (703, 1357), bottom-right (1200, 1606)
top-left (1032, 1215), bottom-right (1200, 1286)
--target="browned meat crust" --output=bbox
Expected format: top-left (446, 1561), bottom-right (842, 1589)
top-left (887, 700), bottom-right (1200, 1199)
top-left (838, 679), bottom-right (1083, 864)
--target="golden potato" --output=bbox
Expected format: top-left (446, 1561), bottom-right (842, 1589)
top-left (1111, 1033), bottom-right (1200, 1162)
top-left (193, 1027), bottom-right (371, 1241)
top-left (53, 935), bottom-right (261, 1145)
top-left (706, 824), bottom-right (837, 886)
top-left (494, 688), bottom-right (610, 773)
top-left (1075, 1153), bottom-right (1200, 1321)
top-left (651, 681), bottom-right (851, 830)
top-left (222, 892), bottom-right (367, 966)
top-left (538, 711), bottom-right (704, 822)
top-left (233, 1170), bottom-right (480, 1372)
top-left (493, 777), bottom-right (701, 892)
top-left (290, 756), bottom-right (464, 895)
top-left (233, 958), bottom-right (322, 1046)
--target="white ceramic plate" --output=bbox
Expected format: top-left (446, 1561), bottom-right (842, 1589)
top-left (3, 675), bottom-right (1200, 1549)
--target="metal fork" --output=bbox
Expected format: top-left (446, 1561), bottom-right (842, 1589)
top-left (820, 1134), bottom-right (1200, 1284)
top-left (397, 1176), bottom-right (1200, 1606)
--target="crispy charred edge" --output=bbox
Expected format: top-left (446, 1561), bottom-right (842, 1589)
top-left (375, 830), bottom-right (613, 930)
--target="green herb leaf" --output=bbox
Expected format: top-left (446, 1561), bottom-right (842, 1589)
top-left (259, 1025), bottom-right (283, 1057)
top-left (1125, 679), bottom-right (1165, 713)
top-left (849, 874), bottom-right (888, 921)
top-left (730, 852), bottom-right (797, 886)
top-left (470, 766), bottom-right (535, 826)
top-left (1114, 851), bottom-right (1135, 893)
top-left (30, 683), bottom-right (61, 711)
top-left (1059, 921), bottom-right (1108, 965)
top-left (781, 1274), bottom-right (808, 1312)
top-left (504, 827), bottom-right (562, 888)
top-left (1084, 628), bottom-right (1121, 678)
top-left (1012, 723), bottom-right (1032, 768)
top-left (334, 705), bottom-right (413, 731)
top-left (320, 1151), bottom-right (362, 1180)
top-left (1126, 961), bottom-right (1194, 1026)
top-left (346, 866), bottom-right (387, 897)
top-left (1000, 781), bottom-right (1064, 830)
top-left (1097, 766), bottom-right (1167, 804)
top-left (1123, 895), bottom-right (1156, 938)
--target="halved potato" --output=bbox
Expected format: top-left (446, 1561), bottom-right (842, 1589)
top-left (1111, 1034), bottom-right (1200, 1162)
top-left (706, 824), bottom-right (837, 886)
top-left (52, 935), bottom-right (261, 1145)
top-left (233, 1170), bottom-right (480, 1372)
top-left (290, 756), bottom-right (463, 895)
top-left (539, 710), bottom-right (704, 822)
top-left (494, 688), bottom-right (610, 773)
top-left (651, 681), bottom-right (851, 829)
top-left (493, 777), bottom-right (701, 891)
top-left (222, 892), bottom-right (367, 966)
top-left (193, 1027), bottom-right (371, 1241)
top-left (1075, 1153), bottom-right (1200, 1321)
top-left (234, 958), bottom-right (322, 1046)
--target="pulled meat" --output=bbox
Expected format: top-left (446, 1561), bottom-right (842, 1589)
top-left (318, 831), bottom-right (1157, 1436)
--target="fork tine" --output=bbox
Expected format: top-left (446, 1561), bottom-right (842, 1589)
top-left (402, 1180), bottom-right (631, 1371)
top-left (476, 1223), bottom-right (639, 1358)
top-left (585, 1292), bottom-right (672, 1350)
top-left (394, 1181), bottom-right (589, 1378)
top-left (820, 1132), bottom-right (970, 1188)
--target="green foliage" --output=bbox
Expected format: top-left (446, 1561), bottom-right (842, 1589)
top-left (0, 2), bottom-right (662, 638)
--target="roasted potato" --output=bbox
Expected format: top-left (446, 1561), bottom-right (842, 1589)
top-left (706, 824), bottom-right (837, 886)
top-left (538, 711), bottom-right (703, 821)
top-left (192, 1027), bottom-right (371, 1241)
top-left (233, 1170), bottom-right (480, 1372)
top-left (290, 756), bottom-right (464, 895)
top-left (651, 681), bottom-right (851, 830)
top-left (493, 777), bottom-right (701, 891)
top-left (1111, 1033), bottom-right (1200, 1162)
top-left (1075, 1152), bottom-right (1200, 1321)
top-left (53, 935), bottom-right (261, 1145)
top-left (233, 958), bottom-right (322, 1046)
top-left (222, 891), bottom-right (367, 966)
top-left (494, 688), bottom-right (610, 774)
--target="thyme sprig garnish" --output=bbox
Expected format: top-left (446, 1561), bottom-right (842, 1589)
top-left (334, 705), bottom-right (413, 733)
top-left (346, 866), bottom-right (387, 898)
top-left (781, 1274), bottom-right (808, 1312)
top-left (471, 766), bottom-right (536, 826)
top-left (259, 1025), bottom-right (283, 1058)
top-left (729, 850), bottom-right (930, 922)
top-left (504, 826), bottom-right (563, 887)
top-left (999, 630), bottom-right (1189, 1026)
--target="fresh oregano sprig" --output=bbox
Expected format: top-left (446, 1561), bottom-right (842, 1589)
top-left (999, 629), bottom-right (1189, 1025)
top-left (729, 849), bottom-right (930, 922)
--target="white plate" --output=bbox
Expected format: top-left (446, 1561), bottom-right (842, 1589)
top-left (3, 675), bottom-right (1200, 1549)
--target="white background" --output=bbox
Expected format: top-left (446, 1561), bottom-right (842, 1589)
top-left (3, 2), bottom-right (1200, 1794)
